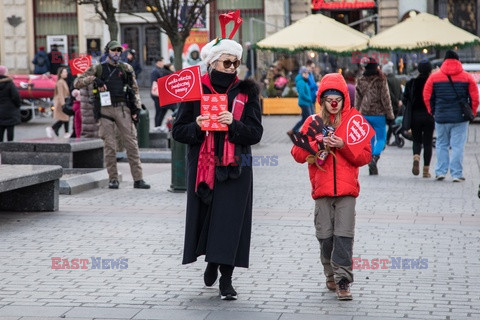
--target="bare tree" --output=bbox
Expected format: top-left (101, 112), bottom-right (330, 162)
top-left (77, 0), bottom-right (118, 40)
top-left (144, 0), bottom-right (213, 71)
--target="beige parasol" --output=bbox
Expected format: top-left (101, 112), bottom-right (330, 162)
top-left (368, 12), bottom-right (480, 51)
top-left (256, 14), bottom-right (369, 54)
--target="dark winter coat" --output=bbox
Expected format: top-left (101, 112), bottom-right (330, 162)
top-left (0, 76), bottom-right (22, 126)
top-left (386, 73), bottom-right (402, 115)
top-left (172, 78), bottom-right (263, 268)
top-left (423, 58), bottom-right (479, 123)
top-left (32, 50), bottom-right (50, 74)
top-left (403, 74), bottom-right (431, 116)
top-left (79, 85), bottom-right (99, 138)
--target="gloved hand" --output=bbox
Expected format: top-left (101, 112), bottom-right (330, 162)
top-left (94, 77), bottom-right (105, 88)
top-left (289, 131), bottom-right (317, 155)
top-left (306, 115), bottom-right (325, 142)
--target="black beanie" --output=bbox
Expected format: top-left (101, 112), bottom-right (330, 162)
top-left (365, 57), bottom-right (379, 72)
top-left (418, 61), bottom-right (432, 75)
top-left (444, 50), bottom-right (459, 60)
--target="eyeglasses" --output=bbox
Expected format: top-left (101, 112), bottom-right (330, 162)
top-left (110, 48), bottom-right (123, 53)
top-left (219, 59), bottom-right (240, 69)
top-left (325, 97), bottom-right (343, 104)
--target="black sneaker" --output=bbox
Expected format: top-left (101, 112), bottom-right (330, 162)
top-left (204, 263), bottom-right (219, 287)
top-left (109, 179), bottom-right (119, 189)
top-left (219, 276), bottom-right (237, 300)
top-left (133, 180), bottom-right (150, 189)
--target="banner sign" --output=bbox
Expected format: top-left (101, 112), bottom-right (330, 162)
top-left (157, 66), bottom-right (202, 107)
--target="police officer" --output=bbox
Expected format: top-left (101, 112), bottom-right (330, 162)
top-left (74, 40), bottom-right (150, 190)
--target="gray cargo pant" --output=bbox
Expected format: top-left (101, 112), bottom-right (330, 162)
top-left (314, 196), bottom-right (355, 283)
top-left (98, 103), bottom-right (143, 182)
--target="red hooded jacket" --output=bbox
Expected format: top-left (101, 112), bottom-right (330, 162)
top-left (291, 73), bottom-right (372, 199)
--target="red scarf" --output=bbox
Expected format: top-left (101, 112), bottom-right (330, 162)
top-left (195, 74), bottom-right (248, 192)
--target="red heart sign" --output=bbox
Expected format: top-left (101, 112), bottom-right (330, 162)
top-left (69, 56), bottom-right (92, 75)
top-left (157, 66), bottom-right (202, 107)
top-left (346, 114), bottom-right (370, 145)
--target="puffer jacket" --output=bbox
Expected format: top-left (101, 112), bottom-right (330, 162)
top-left (79, 85), bottom-right (99, 138)
top-left (423, 59), bottom-right (479, 123)
top-left (355, 72), bottom-right (394, 120)
top-left (0, 76), bottom-right (21, 126)
top-left (291, 73), bottom-right (372, 199)
top-left (295, 73), bottom-right (313, 108)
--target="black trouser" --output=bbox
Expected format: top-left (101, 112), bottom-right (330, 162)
top-left (153, 95), bottom-right (176, 127)
top-left (0, 125), bottom-right (14, 142)
top-left (52, 120), bottom-right (69, 136)
top-left (411, 112), bottom-right (435, 166)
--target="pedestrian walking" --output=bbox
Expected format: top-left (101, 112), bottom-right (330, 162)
top-left (423, 50), bottom-right (479, 182)
top-left (343, 70), bottom-right (356, 108)
top-left (126, 49), bottom-right (142, 78)
top-left (74, 40), bottom-right (150, 190)
top-left (402, 61), bottom-right (435, 178)
top-left (355, 58), bottom-right (394, 175)
top-left (291, 73), bottom-right (372, 300)
top-left (46, 66), bottom-right (70, 138)
top-left (306, 60), bottom-right (319, 114)
top-left (172, 26), bottom-right (263, 300)
top-left (382, 61), bottom-right (403, 146)
top-left (150, 57), bottom-right (175, 128)
top-left (0, 65), bottom-right (21, 142)
top-left (287, 66), bottom-right (313, 137)
top-left (32, 46), bottom-right (50, 75)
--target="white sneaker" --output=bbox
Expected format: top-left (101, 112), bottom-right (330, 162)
top-left (46, 127), bottom-right (55, 138)
top-left (63, 132), bottom-right (71, 139)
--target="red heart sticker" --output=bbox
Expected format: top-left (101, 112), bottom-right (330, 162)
top-left (69, 56), bottom-right (92, 75)
top-left (346, 114), bottom-right (370, 145)
top-left (164, 69), bottom-right (196, 99)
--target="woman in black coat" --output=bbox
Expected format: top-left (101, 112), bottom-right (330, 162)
top-left (172, 37), bottom-right (263, 300)
top-left (0, 66), bottom-right (21, 141)
top-left (402, 61), bottom-right (435, 178)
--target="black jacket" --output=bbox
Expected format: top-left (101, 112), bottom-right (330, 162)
top-left (0, 76), bottom-right (21, 126)
top-left (172, 79), bottom-right (263, 268)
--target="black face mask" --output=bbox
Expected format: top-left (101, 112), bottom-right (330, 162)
top-left (210, 69), bottom-right (237, 93)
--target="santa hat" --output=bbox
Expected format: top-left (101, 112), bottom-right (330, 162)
top-left (200, 10), bottom-right (243, 66)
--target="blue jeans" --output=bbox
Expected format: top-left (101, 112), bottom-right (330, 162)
top-left (364, 115), bottom-right (386, 156)
top-left (435, 121), bottom-right (468, 178)
top-left (292, 104), bottom-right (313, 132)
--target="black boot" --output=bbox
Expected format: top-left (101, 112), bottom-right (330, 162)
top-left (219, 264), bottom-right (237, 300)
top-left (368, 155), bottom-right (379, 175)
top-left (203, 262), bottom-right (219, 287)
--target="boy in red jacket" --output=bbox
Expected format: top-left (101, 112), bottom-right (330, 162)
top-left (291, 73), bottom-right (372, 300)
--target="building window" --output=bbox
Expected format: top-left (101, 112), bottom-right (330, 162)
top-left (120, 0), bottom-right (148, 13)
top-left (448, 0), bottom-right (477, 35)
top-left (34, 0), bottom-right (78, 56)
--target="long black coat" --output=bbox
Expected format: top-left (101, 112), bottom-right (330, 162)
top-left (172, 79), bottom-right (263, 268)
top-left (0, 76), bottom-right (21, 126)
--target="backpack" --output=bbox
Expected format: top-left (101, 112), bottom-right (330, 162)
top-left (37, 55), bottom-right (46, 67)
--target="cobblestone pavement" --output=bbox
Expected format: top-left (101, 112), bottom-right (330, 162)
top-left (1, 114), bottom-right (480, 320)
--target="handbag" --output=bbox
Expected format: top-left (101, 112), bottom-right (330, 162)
top-left (62, 97), bottom-right (75, 116)
top-left (447, 75), bottom-right (475, 122)
top-left (151, 81), bottom-right (159, 97)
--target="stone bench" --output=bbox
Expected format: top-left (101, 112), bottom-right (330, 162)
top-left (0, 165), bottom-right (63, 211)
top-left (0, 138), bottom-right (104, 169)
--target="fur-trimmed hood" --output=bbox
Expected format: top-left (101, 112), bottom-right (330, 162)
top-left (237, 78), bottom-right (260, 98)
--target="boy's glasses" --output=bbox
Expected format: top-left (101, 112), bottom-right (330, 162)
top-left (110, 48), bottom-right (123, 53)
top-left (219, 59), bottom-right (240, 69)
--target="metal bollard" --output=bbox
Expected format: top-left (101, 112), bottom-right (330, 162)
top-left (137, 105), bottom-right (150, 148)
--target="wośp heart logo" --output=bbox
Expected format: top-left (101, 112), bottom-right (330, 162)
top-left (346, 114), bottom-right (370, 145)
top-left (165, 69), bottom-right (196, 99)
top-left (157, 66), bottom-right (202, 107)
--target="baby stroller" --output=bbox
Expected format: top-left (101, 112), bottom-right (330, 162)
top-left (390, 115), bottom-right (412, 148)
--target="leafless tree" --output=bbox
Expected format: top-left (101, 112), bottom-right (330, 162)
top-left (77, 0), bottom-right (118, 40)
top-left (144, 0), bottom-right (213, 71)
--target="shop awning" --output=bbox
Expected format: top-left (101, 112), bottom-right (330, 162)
top-left (256, 13), bottom-right (369, 54)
